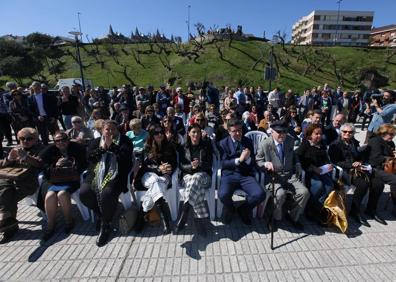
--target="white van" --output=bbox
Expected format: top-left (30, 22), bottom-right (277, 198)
top-left (55, 78), bottom-right (93, 90)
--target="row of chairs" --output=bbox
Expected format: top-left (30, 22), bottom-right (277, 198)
top-left (23, 131), bottom-right (280, 224)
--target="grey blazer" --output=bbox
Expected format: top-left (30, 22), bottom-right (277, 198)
top-left (256, 135), bottom-right (298, 174)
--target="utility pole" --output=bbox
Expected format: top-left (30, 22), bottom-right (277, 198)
top-left (334, 0), bottom-right (343, 45)
top-left (69, 31), bottom-right (85, 91)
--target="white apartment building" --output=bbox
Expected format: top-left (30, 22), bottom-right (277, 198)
top-left (291, 10), bottom-right (374, 46)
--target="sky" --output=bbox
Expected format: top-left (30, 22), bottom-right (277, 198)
top-left (1, 0), bottom-right (396, 42)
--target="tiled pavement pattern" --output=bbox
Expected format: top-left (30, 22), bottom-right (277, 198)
top-left (1, 195), bottom-right (396, 281)
top-left (1, 128), bottom-right (396, 281)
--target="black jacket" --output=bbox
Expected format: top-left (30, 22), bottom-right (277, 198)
top-left (86, 135), bottom-right (134, 193)
top-left (134, 141), bottom-right (177, 191)
top-left (328, 137), bottom-right (366, 171)
top-left (296, 139), bottom-right (330, 179)
top-left (367, 135), bottom-right (395, 169)
top-left (179, 139), bottom-right (213, 176)
top-left (39, 141), bottom-right (88, 193)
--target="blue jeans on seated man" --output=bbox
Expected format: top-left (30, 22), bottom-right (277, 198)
top-left (310, 173), bottom-right (334, 205)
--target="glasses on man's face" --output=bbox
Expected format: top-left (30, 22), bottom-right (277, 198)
top-left (19, 136), bottom-right (33, 142)
top-left (72, 120), bottom-right (82, 124)
top-left (54, 138), bottom-right (68, 143)
top-left (342, 130), bottom-right (354, 134)
top-left (196, 119), bottom-right (204, 122)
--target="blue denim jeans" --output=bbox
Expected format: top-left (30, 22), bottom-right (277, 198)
top-left (310, 173), bottom-right (334, 204)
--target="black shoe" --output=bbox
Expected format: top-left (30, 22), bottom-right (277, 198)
top-left (175, 202), bottom-right (191, 233)
top-left (237, 205), bottom-right (252, 225)
top-left (0, 217), bottom-right (18, 233)
top-left (373, 214), bottom-right (387, 225)
top-left (155, 198), bottom-right (172, 235)
top-left (365, 210), bottom-right (387, 225)
top-left (64, 220), bottom-right (75, 234)
top-left (350, 212), bottom-right (371, 227)
top-left (0, 225), bottom-right (19, 244)
top-left (41, 228), bottom-right (55, 243)
top-left (221, 206), bottom-right (234, 225)
top-left (194, 218), bottom-right (207, 237)
top-left (267, 220), bottom-right (278, 232)
top-left (96, 222), bottom-right (111, 247)
top-left (286, 213), bottom-right (304, 230)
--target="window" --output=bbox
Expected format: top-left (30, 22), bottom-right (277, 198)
top-left (313, 24), bottom-right (320, 30)
top-left (321, 33), bottom-right (331, 39)
top-left (314, 15), bottom-right (321, 21)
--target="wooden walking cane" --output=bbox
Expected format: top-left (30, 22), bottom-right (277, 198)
top-left (270, 171), bottom-right (276, 250)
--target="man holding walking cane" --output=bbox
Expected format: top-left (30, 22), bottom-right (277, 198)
top-left (256, 121), bottom-right (310, 232)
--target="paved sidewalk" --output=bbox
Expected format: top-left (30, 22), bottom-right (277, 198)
top-left (0, 189), bottom-right (396, 281)
top-left (1, 127), bottom-right (396, 281)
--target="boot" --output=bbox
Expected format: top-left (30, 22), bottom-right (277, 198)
top-left (155, 198), bottom-right (172, 234)
top-left (175, 202), bottom-right (191, 233)
top-left (96, 221), bottom-right (111, 247)
top-left (194, 218), bottom-right (207, 237)
top-left (133, 208), bottom-right (146, 234)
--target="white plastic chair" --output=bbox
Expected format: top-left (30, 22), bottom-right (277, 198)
top-left (25, 172), bottom-right (91, 221)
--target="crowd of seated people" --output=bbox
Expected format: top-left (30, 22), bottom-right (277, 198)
top-left (0, 80), bottom-right (396, 247)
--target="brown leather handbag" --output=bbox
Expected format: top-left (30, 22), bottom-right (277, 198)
top-left (49, 158), bottom-right (80, 184)
top-left (384, 158), bottom-right (396, 174)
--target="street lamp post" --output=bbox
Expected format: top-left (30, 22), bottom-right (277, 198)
top-left (187, 5), bottom-right (191, 41)
top-left (334, 0), bottom-right (343, 45)
top-left (268, 44), bottom-right (274, 92)
top-left (68, 31), bottom-right (86, 92)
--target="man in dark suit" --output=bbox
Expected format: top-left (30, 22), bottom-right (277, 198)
top-left (218, 119), bottom-right (266, 225)
top-left (256, 121), bottom-right (310, 230)
top-left (28, 81), bottom-right (59, 145)
top-left (323, 113), bottom-right (345, 145)
top-left (167, 107), bottom-right (185, 136)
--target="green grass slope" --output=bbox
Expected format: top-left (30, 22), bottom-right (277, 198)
top-left (8, 40), bottom-right (396, 93)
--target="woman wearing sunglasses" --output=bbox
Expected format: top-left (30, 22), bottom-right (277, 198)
top-left (38, 131), bottom-right (87, 242)
top-left (329, 123), bottom-right (372, 227)
top-left (134, 126), bottom-right (177, 234)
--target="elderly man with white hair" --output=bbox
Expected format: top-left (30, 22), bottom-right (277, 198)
top-left (66, 116), bottom-right (94, 145)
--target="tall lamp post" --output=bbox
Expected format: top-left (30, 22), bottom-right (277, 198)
top-left (187, 5), bottom-right (191, 41)
top-left (334, 0), bottom-right (343, 45)
top-left (69, 31), bottom-right (86, 92)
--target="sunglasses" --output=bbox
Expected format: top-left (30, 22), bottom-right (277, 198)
top-left (153, 131), bottom-right (163, 136)
top-left (196, 119), bottom-right (204, 122)
top-left (342, 130), bottom-right (354, 134)
top-left (72, 120), bottom-right (82, 123)
top-left (19, 136), bottom-right (33, 141)
top-left (54, 138), bottom-right (68, 143)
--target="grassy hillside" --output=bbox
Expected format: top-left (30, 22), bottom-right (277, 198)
top-left (5, 40), bottom-right (396, 93)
